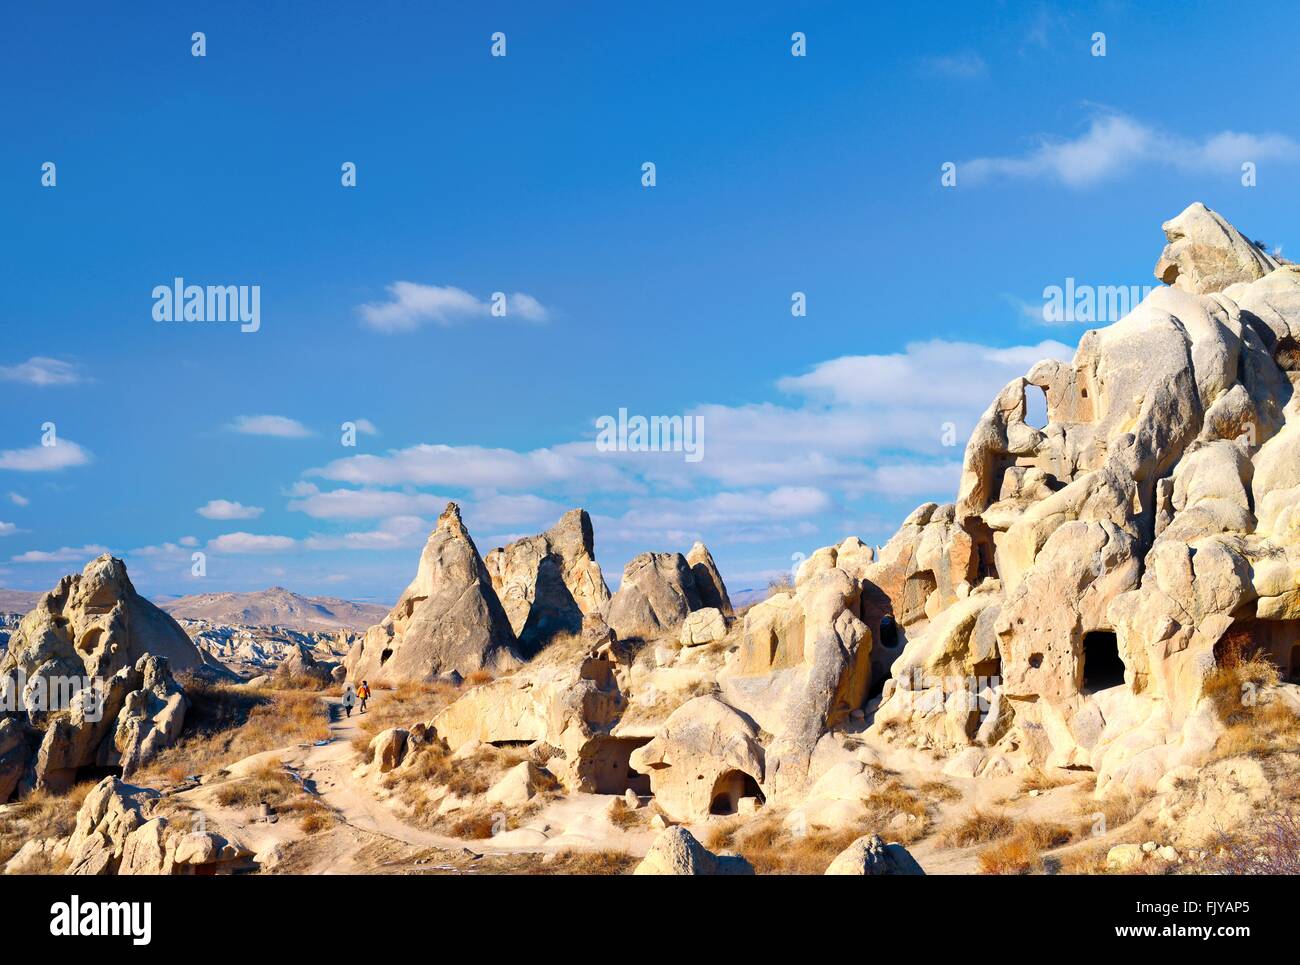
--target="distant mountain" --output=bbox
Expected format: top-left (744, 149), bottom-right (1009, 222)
top-left (159, 586), bottom-right (389, 630)
top-left (0, 589), bottom-right (43, 615)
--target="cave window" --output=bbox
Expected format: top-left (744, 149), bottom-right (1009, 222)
top-left (1026, 384), bottom-right (1048, 430)
top-left (1082, 631), bottom-right (1125, 692)
top-left (379, 648), bottom-right (393, 665)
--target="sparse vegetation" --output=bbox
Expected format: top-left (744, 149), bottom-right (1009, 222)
top-left (135, 677), bottom-right (330, 785)
top-left (350, 679), bottom-right (461, 755)
top-left (0, 781), bottom-right (95, 868)
top-left (938, 808), bottom-right (1016, 848)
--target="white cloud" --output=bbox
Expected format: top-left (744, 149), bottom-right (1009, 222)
top-left (0, 522), bottom-right (15, 536)
top-left (197, 499), bottom-right (264, 520)
top-left (207, 532), bottom-right (297, 553)
top-left (0, 440), bottom-right (92, 472)
top-left (287, 484), bottom-right (448, 520)
top-left (920, 52), bottom-right (986, 79)
top-left (0, 357), bottom-right (84, 386)
top-left (353, 418), bottom-right (379, 435)
top-left (777, 339), bottom-right (1074, 409)
top-left (8, 492), bottom-right (29, 506)
top-left (311, 442), bottom-right (627, 491)
top-left (357, 282), bottom-right (551, 333)
top-left (303, 515), bottom-right (430, 551)
top-left (12, 543), bottom-right (108, 563)
top-left (961, 112), bottom-right (1300, 187)
top-left (228, 415), bottom-right (314, 438)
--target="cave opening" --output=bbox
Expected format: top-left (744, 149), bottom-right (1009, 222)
top-left (1082, 630), bottom-right (1125, 693)
top-left (708, 770), bottom-right (764, 816)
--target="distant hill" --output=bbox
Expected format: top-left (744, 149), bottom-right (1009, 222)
top-left (159, 586), bottom-right (389, 630)
top-left (0, 589), bottom-right (43, 615)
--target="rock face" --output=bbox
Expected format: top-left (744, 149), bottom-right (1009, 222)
top-left (433, 650), bottom-right (632, 793)
top-left (633, 826), bottom-right (754, 875)
top-left (484, 509), bottom-right (611, 656)
top-left (1155, 201), bottom-right (1279, 295)
top-left (720, 567), bottom-right (872, 797)
top-left (346, 503), bottom-right (520, 683)
top-left (606, 552), bottom-right (702, 641)
top-left (868, 202), bottom-right (1300, 793)
top-left (0, 556), bottom-right (199, 801)
top-left (687, 542), bottom-right (733, 616)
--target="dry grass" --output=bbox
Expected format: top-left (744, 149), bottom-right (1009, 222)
top-left (134, 678), bottom-right (330, 785)
top-left (525, 848), bottom-right (638, 875)
top-left (918, 779), bottom-right (963, 803)
top-left (350, 679), bottom-right (461, 756)
top-left (209, 760), bottom-right (336, 831)
top-left (379, 741), bottom-right (552, 838)
top-left (1019, 769), bottom-right (1076, 793)
top-left (607, 798), bottom-right (647, 831)
top-left (0, 781), bottom-right (96, 869)
top-left (766, 575), bottom-right (795, 598)
top-left (1202, 655), bottom-right (1300, 761)
top-left (465, 670), bottom-right (495, 686)
top-left (1073, 789), bottom-right (1148, 834)
top-left (979, 835), bottom-right (1042, 874)
top-left (1056, 844), bottom-right (1111, 875)
top-left (864, 780), bottom-right (931, 843)
top-left (976, 818), bottom-right (1074, 874)
top-left (728, 816), bottom-right (864, 875)
top-left (938, 808), bottom-right (1016, 848)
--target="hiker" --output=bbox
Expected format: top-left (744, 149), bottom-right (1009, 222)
top-left (341, 683), bottom-right (357, 718)
top-left (358, 680), bottom-right (371, 714)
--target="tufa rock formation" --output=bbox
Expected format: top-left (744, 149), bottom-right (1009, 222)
top-left (0, 556), bottom-right (199, 801)
top-left (606, 551), bottom-right (703, 641)
top-left (484, 508), bottom-right (611, 656)
top-left (346, 503), bottom-right (520, 683)
top-left (870, 201), bottom-right (1300, 793)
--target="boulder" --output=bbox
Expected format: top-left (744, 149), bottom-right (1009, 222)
top-left (1154, 201), bottom-right (1278, 295)
top-left (824, 833), bottom-right (925, 875)
top-left (484, 760), bottom-right (554, 807)
top-left (346, 503), bottom-right (520, 683)
top-left (679, 607), bottom-right (727, 647)
top-left (633, 826), bottom-right (754, 875)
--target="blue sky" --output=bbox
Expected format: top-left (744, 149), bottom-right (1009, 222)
top-left (3, 1), bottom-right (1300, 602)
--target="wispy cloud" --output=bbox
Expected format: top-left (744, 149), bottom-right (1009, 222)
top-left (12, 543), bottom-right (107, 563)
top-left (8, 492), bottom-right (29, 507)
top-left (287, 483), bottom-right (448, 520)
top-left (207, 532), bottom-right (297, 553)
top-left (228, 415), bottom-right (314, 438)
top-left (357, 282), bottom-right (551, 333)
top-left (0, 522), bottom-right (15, 536)
top-left (961, 111), bottom-right (1300, 187)
top-left (197, 499), bottom-right (264, 520)
top-left (0, 440), bottom-right (92, 471)
top-left (0, 357), bottom-right (85, 386)
top-left (920, 52), bottom-right (987, 79)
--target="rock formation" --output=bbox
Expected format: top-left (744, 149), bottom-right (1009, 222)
top-left (484, 508), bottom-right (611, 656)
top-left (346, 503), bottom-right (520, 683)
top-left (687, 541), bottom-right (733, 616)
top-left (868, 202), bottom-right (1300, 793)
top-left (606, 552), bottom-right (703, 641)
top-left (0, 556), bottom-right (199, 801)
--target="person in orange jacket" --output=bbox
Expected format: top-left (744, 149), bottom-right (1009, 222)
top-left (358, 680), bottom-right (371, 714)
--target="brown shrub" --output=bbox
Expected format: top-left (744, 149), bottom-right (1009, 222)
top-left (0, 781), bottom-right (96, 868)
top-left (938, 809), bottom-right (1016, 848)
top-left (979, 835), bottom-right (1041, 875)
